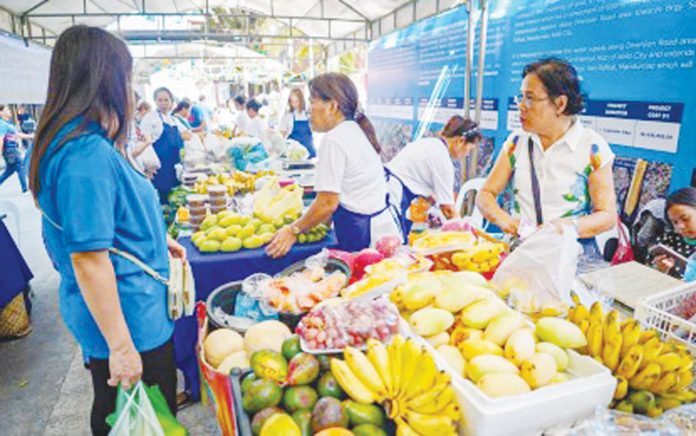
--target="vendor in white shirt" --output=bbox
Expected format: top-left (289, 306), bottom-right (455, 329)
top-left (135, 87), bottom-right (191, 203)
top-left (232, 95), bottom-right (249, 136)
top-left (387, 115), bottom-right (482, 235)
top-left (280, 88), bottom-right (316, 158)
top-left (244, 99), bottom-right (267, 140)
top-left (267, 73), bottom-right (402, 257)
top-left (478, 58), bottom-right (616, 250)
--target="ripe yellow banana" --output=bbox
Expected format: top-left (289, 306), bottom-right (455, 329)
top-left (673, 369), bottom-right (694, 392)
top-left (620, 320), bottom-right (642, 358)
top-left (617, 344), bottom-right (644, 379)
top-left (655, 353), bottom-right (683, 373)
top-left (395, 417), bottom-right (420, 436)
top-left (651, 371), bottom-right (678, 394)
top-left (570, 291), bottom-right (581, 306)
top-left (403, 350), bottom-right (439, 401)
top-left (366, 338), bottom-right (393, 396)
top-left (640, 337), bottom-right (664, 368)
top-left (405, 410), bottom-right (456, 435)
top-left (407, 380), bottom-right (448, 407)
top-left (603, 310), bottom-right (621, 346)
top-left (330, 358), bottom-right (379, 404)
top-left (396, 339), bottom-right (423, 397)
top-left (639, 329), bottom-right (659, 344)
top-left (587, 321), bottom-right (604, 358)
top-left (614, 376), bottom-right (628, 400)
top-left (589, 302), bottom-right (604, 325)
top-left (573, 304), bottom-right (590, 325)
top-left (389, 335), bottom-right (405, 398)
top-left (630, 363), bottom-right (662, 390)
top-left (344, 346), bottom-right (386, 398)
top-left (602, 334), bottom-right (623, 372)
top-left (438, 402), bottom-right (462, 422)
top-left (407, 385), bottom-right (456, 414)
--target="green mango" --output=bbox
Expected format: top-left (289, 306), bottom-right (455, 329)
top-left (286, 353), bottom-right (320, 386)
top-left (243, 235), bottom-right (265, 250)
top-left (291, 410), bottom-right (312, 436)
top-left (251, 350), bottom-right (288, 383)
top-left (238, 224), bottom-right (256, 240)
top-left (353, 424), bottom-right (388, 436)
top-left (629, 390), bottom-right (656, 415)
top-left (258, 223), bottom-right (276, 234)
top-left (251, 407), bottom-right (282, 435)
top-left (221, 237), bottom-right (243, 252)
top-left (297, 234), bottom-right (307, 244)
top-left (199, 239), bottom-right (221, 253)
top-left (200, 215), bottom-right (218, 231)
top-left (207, 228), bottom-right (229, 242)
top-left (274, 219), bottom-right (286, 229)
top-left (283, 386), bottom-right (318, 413)
top-left (241, 372), bottom-right (257, 394)
top-left (250, 218), bottom-right (264, 230)
top-left (259, 233), bottom-right (275, 244)
top-left (216, 210), bottom-right (234, 221)
top-left (239, 215), bottom-right (252, 226)
top-left (344, 401), bottom-right (385, 427)
top-left (226, 224), bottom-right (243, 237)
top-left (282, 335), bottom-right (302, 361)
top-left (242, 379), bottom-right (282, 414)
top-left (316, 372), bottom-right (345, 400)
top-left (219, 215), bottom-right (239, 228)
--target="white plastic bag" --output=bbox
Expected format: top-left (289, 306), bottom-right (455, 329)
top-left (109, 382), bottom-right (164, 436)
top-left (136, 145), bottom-right (161, 172)
top-left (492, 225), bottom-right (581, 312)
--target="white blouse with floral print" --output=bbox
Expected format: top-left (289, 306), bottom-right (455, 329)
top-left (501, 120), bottom-right (615, 224)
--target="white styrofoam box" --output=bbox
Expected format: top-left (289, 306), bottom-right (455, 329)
top-left (402, 321), bottom-right (616, 436)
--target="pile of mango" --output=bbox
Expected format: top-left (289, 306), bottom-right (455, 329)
top-left (192, 211), bottom-right (296, 253)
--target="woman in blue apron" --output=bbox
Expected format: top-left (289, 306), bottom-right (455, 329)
top-left (386, 115), bottom-right (482, 237)
top-left (267, 73), bottom-right (402, 257)
top-left (282, 88), bottom-right (316, 158)
top-left (139, 88), bottom-right (189, 203)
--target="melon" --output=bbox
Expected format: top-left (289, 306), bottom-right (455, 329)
top-left (245, 321), bottom-right (293, 354)
top-left (204, 328), bottom-right (244, 368)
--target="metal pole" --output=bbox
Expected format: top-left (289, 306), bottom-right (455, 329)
top-left (474, 0), bottom-right (488, 125)
top-left (464, 0), bottom-right (473, 119)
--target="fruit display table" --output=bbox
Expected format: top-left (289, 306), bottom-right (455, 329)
top-left (174, 231), bottom-right (338, 401)
top-left (0, 217), bottom-right (33, 310)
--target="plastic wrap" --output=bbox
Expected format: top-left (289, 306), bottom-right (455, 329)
top-left (297, 297), bottom-right (400, 352)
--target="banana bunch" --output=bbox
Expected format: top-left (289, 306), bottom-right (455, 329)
top-left (566, 296), bottom-right (695, 416)
top-left (411, 231), bottom-right (476, 251)
top-left (330, 335), bottom-right (460, 435)
top-left (451, 242), bottom-right (507, 273)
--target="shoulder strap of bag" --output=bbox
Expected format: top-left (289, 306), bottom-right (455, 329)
top-left (39, 207), bottom-right (169, 285)
top-left (527, 137), bottom-right (544, 226)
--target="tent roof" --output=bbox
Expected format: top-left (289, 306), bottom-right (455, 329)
top-left (2, 0), bottom-right (410, 41)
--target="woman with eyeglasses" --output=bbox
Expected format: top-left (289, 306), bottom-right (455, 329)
top-left (477, 58), bottom-right (617, 245)
top-left (386, 115), bottom-right (482, 236)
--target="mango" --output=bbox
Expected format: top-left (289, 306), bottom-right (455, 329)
top-left (477, 373), bottom-right (531, 398)
top-left (426, 332), bottom-right (450, 348)
top-left (243, 235), bottom-right (265, 250)
top-left (409, 307), bottom-right (455, 337)
top-left (219, 215), bottom-right (239, 228)
top-left (250, 218), bottom-right (264, 230)
top-left (239, 215), bottom-right (252, 226)
top-left (436, 345), bottom-right (466, 377)
top-left (549, 372), bottom-right (570, 384)
top-left (535, 317), bottom-right (587, 349)
top-left (401, 278), bottom-right (440, 311)
top-left (286, 353), bottom-right (320, 386)
top-left (450, 326), bottom-right (484, 346)
top-left (520, 352), bottom-right (557, 388)
top-left (467, 355), bottom-right (519, 383)
top-left (243, 379), bottom-right (283, 414)
top-left (438, 271), bottom-right (488, 289)
top-left (260, 413), bottom-right (301, 436)
top-left (241, 372), bottom-right (257, 394)
top-left (459, 338), bottom-right (503, 360)
top-left (292, 410), bottom-right (312, 436)
top-left (260, 233), bottom-right (275, 244)
top-left (207, 228), bottom-right (229, 242)
top-left (282, 335), bottom-right (302, 361)
top-left (251, 407), bottom-right (283, 435)
top-left (258, 223), bottom-right (276, 234)
top-left (251, 350), bottom-right (288, 384)
top-left (435, 285), bottom-right (486, 313)
top-left (283, 386), bottom-right (318, 413)
top-left (536, 342), bottom-right (569, 372)
top-left (344, 400), bottom-right (386, 427)
top-left (226, 224), bottom-right (243, 237)
top-left (459, 298), bottom-right (507, 329)
top-left (484, 313), bottom-right (526, 346)
top-left (629, 390), bottom-right (656, 415)
top-left (238, 223), bottom-right (256, 240)
top-left (504, 329), bottom-right (536, 366)
top-left (200, 215), bottom-right (218, 231)
top-left (317, 372), bottom-right (345, 400)
top-left (199, 239), bottom-right (221, 253)
top-left (311, 397), bottom-right (349, 433)
top-left (221, 237), bottom-right (243, 252)
top-left (353, 424), bottom-right (387, 436)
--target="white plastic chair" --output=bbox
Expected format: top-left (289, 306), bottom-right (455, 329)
top-left (0, 200), bottom-right (21, 247)
top-left (454, 177), bottom-right (488, 230)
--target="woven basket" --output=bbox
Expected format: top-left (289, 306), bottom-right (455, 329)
top-left (0, 293), bottom-right (31, 339)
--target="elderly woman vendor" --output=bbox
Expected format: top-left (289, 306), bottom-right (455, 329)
top-left (477, 58), bottom-right (617, 253)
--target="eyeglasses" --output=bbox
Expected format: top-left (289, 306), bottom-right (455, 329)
top-left (514, 94), bottom-right (551, 107)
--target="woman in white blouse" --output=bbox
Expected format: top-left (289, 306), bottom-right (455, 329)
top-left (478, 58), bottom-right (616, 244)
top-left (135, 87), bottom-right (191, 203)
top-left (267, 73), bottom-right (401, 257)
top-left (280, 88), bottom-right (316, 158)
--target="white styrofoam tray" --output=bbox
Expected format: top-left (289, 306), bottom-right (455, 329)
top-left (402, 321), bottom-right (617, 436)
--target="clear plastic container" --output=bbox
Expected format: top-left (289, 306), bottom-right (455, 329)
top-left (186, 194), bottom-right (207, 208)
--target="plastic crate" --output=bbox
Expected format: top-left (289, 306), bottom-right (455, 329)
top-left (634, 282), bottom-right (696, 355)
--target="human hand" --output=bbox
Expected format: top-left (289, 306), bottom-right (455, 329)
top-left (108, 343), bottom-right (142, 390)
top-left (167, 236), bottom-right (187, 260)
top-left (501, 217), bottom-right (521, 235)
top-left (653, 254), bottom-right (675, 274)
top-left (265, 226), bottom-right (297, 259)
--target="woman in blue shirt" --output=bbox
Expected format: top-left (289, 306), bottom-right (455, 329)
top-left (29, 26), bottom-right (186, 435)
top-left (0, 105), bottom-right (32, 193)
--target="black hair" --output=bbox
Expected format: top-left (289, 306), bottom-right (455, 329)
top-left (153, 87), bottom-right (174, 101)
top-left (523, 57), bottom-right (585, 115)
top-left (173, 100), bottom-right (191, 114)
top-left (234, 95), bottom-right (246, 106)
top-left (441, 116), bottom-right (482, 143)
top-left (246, 99), bottom-right (262, 113)
top-left (666, 187), bottom-right (696, 215)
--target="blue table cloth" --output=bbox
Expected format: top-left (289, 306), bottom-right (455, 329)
top-left (174, 231), bottom-right (337, 401)
top-left (0, 218), bottom-right (33, 310)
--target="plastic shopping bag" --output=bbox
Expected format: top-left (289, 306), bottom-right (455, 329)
top-left (107, 382), bottom-right (187, 436)
top-left (492, 225), bottom-right (582, 313)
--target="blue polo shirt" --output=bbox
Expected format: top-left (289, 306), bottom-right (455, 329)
top-left (38, 118), bottom-right (173, 359)
top-left (189, 104), bottom-right (210, 131)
